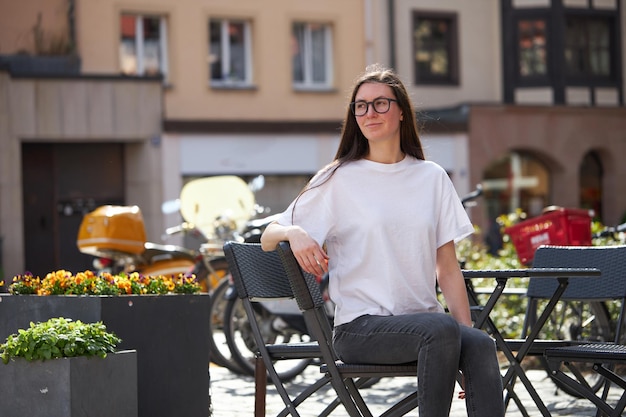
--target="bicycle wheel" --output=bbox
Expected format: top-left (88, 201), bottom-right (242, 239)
top-left (207, 269), bottom-right (246, 374)
top-left (223, 297), bottom-right (313, 382)
top-left (533, 299), bottom-right (613, 397)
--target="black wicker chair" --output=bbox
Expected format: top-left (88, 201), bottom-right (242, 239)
top-left (501, 245), bottom-right (626, 358)
top-left (473, 245), bottom-right (626, 415)
top-left (535, 245), bottom-right (626, 417)
top-left (223, 241), bottom-right (327, 417)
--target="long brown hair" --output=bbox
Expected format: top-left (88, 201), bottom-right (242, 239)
top-left (292, 64), bottom-right (425, 220)
top-left (335, 63), bottom-right (425, 163)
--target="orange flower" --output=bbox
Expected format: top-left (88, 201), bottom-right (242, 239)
top-left (9, 269), bottom-right (200, 295)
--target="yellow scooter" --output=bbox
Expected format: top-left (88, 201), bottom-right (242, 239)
top-left (76, 204), bottom-right (197, 277)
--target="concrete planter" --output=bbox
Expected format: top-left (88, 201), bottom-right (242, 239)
top-left (0, 350), bottom-right (138, 417)
top-left (0, 294), bottom-right (210, 417)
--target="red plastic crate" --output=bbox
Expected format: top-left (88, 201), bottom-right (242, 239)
top-left (505, 207), bottom-right (593, 265)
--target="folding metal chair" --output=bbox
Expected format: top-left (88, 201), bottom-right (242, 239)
top-left (545, 343), bottom-right (626, 417)
top-left (223, 241), bottom-right (330, 417)
top-left (525, 245), bottom-right (626, 343)
top-left (463, 265), bottom-right (600, 416)
top-left (506, 245), bottom-right (626, 414)
top-left (276, 241), bottom-right (418, 417)
top-left (536, 245), bottom-right (626, 417)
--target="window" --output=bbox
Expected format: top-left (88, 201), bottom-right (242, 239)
top-left (292, 22), bottom-right (333, 89)
top-left (119, 14), bottom-right (168, 78)
top-left (565, 16), bottom-right (613, 79)
top-left (413, 12), bottom-right (459, 85)
top-left (503, 6), bottom-right (622, 104)
top-left (518, 19), bottom-right (548, 78)
top-left (209, 19), bottom-right (253, 86)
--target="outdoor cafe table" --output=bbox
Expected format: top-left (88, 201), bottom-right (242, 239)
top-left (462, 267), bottom-right (601, 417)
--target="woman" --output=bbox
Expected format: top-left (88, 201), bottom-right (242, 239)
top-left (260, 64), bottom-right (504, 417)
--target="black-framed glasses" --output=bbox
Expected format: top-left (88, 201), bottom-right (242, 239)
top-left (350, 98), bottom-right (398, 116)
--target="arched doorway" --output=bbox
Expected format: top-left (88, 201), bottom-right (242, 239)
top-left (483, 151), bottom-right (550, 218)
top-left (481, 151), bottom-right (550, 254)
top-left (579, 151), bottom-right (602, 220)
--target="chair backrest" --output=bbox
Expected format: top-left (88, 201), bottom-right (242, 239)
top-left (276, 242), bottom-right (327, 311)
top-left (223, 241), bottom-right (294, 301)
top-left (276, 242), bottom-right (335, 346)
top-left (528, 245), bottom-right (626, 301)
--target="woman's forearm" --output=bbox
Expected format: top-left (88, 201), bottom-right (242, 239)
top-left (436, 241), bottom-right (473, 327)
top-left (260, 222), bottom-right (290, 251)
top-left (441, 278), bottom-right (473, 327)
top-left (260, 222), bottom-right (328, 275)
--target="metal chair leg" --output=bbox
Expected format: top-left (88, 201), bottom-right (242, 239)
top-left (255, 355), bottom-right (267, 417)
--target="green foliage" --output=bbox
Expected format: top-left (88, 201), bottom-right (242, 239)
top-left (455, 226), bottom-right (529, 338)
top-left (591, 220), bottom-right (626, 246)
top-left (0, 317), bottom-right (121, 364)
top-left (454, 211), bottom-right (625, 340)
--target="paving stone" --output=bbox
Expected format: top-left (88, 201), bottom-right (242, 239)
top-left (209, 363), bottom-right (625, 416)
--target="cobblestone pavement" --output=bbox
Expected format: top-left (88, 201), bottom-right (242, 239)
top-left (209, 362), bottom-right (625, 416)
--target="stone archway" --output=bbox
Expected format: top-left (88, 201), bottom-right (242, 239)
top-left (468, 105), bottom-right (626, 233)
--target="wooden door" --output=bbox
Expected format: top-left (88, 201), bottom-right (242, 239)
top-left (22, 143), bottom-right (125, 276)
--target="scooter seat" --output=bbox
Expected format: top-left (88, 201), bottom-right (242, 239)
top-left (143, 242), bottom-right (196, 263)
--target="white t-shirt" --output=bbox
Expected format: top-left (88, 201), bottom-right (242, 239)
top-left (276, 155), bottom-right (474, 326)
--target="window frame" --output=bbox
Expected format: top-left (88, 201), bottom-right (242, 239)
top-left (291, 22), bottom-right (334, 91)
top-left (412, 10), bottom-right (459, 86)
top-left (208, 18), bottom-right (254, 88)
top-left (563, 12), bottom-right (617, 86)
top-left (514, 11), bottom-right (551, 87)
top-left (119, 13), bottom-right (169, 81)
top-left (502, 5), bottom-right (623, 103)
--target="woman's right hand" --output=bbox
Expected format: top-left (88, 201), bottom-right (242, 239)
top-left (286, 227), bottom-right (328, 276)
top-left (261, 223), bottom-right (328, 275)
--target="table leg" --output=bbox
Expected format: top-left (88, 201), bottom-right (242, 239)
top-left (468, 276), bottom-right (570, 417)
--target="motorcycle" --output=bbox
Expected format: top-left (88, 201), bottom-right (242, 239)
top-left (77, 204), bottom-right (198, 278)
top-left (174, 175), bottom-right (334, 381)
top-left (166, 175), bottom-right (283, 374)
top-left (76, 175), bottom-right (274, 373)
top-left (162, 175), bottom-right (265, 295)
top-left (195, 178), bottom-right (331, 380)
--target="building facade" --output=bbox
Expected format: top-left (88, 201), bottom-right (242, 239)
top-left (1, 0), bottom-right (625, 277)
top-left (375, 0), bottom-right (626, 233)
top-left (0, 0), bottom-right (367, 276)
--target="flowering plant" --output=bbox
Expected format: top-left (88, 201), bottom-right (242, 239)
top-left (0, 317), bottom-right (121, 364)
top-left (8, 270), bottom-right (200, 296)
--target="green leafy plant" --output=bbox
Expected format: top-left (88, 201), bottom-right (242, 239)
top-left (455, 226), bottom-right (528, 339)
top-left (454, 211), bottom-right (623, 340)
top-left (0, 317), bottom-right (121, 364)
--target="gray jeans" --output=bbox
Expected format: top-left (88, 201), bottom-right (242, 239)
top-left (333, 313), bottom-right (504, 417)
